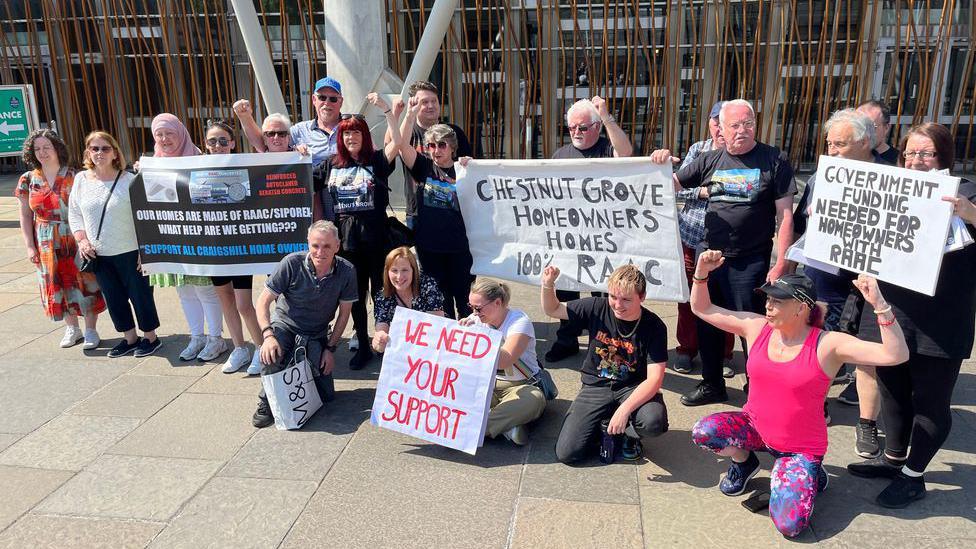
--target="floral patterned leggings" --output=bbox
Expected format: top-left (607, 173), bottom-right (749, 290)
top-left (692, 411), bottom-right (822, 538)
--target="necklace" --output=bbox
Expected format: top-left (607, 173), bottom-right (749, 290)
top-left (613, 314), bottom-right (641, 339)
top-left (771, 329), bottom-right (808, 358)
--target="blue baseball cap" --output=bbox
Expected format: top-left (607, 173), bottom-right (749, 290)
top-left (314, 77), bottom-right (342, 94)
top-left (709, 101), bottom-right (725, 120)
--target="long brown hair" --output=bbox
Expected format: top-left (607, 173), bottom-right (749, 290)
top-left (382, 246), bottom-right (421, 298)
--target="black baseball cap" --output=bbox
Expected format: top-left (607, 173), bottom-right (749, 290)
top-left (758, 274), bottom-right (817, 308)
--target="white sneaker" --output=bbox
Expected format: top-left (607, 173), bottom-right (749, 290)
top-left (502, 425), bottom-right (528, 446)
top-left (60, 326), bottom-right (83, 348)
top-left (348, 338), bottom-right (359, 351)
top-left (221, 346), bottom-right (251, 373)
top-left (82, 329), bottom-right (100, 350)
top-left (180, 335), bottom-right (206, 361)
top-left (197, 336), bottom-right (228, 362)
top-left (246, 346), bottom-right (263, 375)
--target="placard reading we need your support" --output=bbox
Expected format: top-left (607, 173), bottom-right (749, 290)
top-left (371, 308), bottom-right (501, 455)
top-left (804, 156), bottom-right (959, 296)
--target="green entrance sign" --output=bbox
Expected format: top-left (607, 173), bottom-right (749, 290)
top-left (0, 85), bottom-right (39, 157)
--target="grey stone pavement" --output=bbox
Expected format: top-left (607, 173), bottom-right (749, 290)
top-left (0, 173), bottom-right (973, 548)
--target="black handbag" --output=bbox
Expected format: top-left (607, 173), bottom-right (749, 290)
top-left (79, 170), bottom-right (122, 273)
top-left (386, 209), bottom-right (414, 249)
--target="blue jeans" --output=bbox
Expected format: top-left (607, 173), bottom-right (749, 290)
top-left (696, 248), bottom-right (770, 389)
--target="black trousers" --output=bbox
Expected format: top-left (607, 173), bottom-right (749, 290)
top-left (93, 250), bottom-right (160, 333)
top-left (340, 247), bottom-right (386, 346)
top-left (555, 383), bottom-right (668, 464)
top-left (417, 248), bottom-right (474, 319)
top-left (877, 352), bottom-right (962, 472)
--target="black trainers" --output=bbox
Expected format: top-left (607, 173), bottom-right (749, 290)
top-left (544, 343), bottom-right (579, 362)
top-left (108, 338), bottom-right (141, 358)
top-left (621, 436), bottom-right (643, 461)
top-left (349, 346), bottom-right (373, 370)
top-left (252, 398), bottom-right (274, 428)
top-left (680, 382), bottom-right (729, 407)
top-left (720, 452), bottom-right (760, 496)
top-left (817, 464), bottom-right (829, 493)
top-left (837, 380), bottom-right (859, 405)
top-left (876, 472), bottom-right (926, 509)
top-left (672, 353), bottom-right (693, 374)
top-left (855, 420), bottom-right (881, 458)
top-left (133, 337), bottom-right (162, 358)
top-left (848, 455), bottom-right (905, 479)
top-left (722, 361), bottom-right (735, 378)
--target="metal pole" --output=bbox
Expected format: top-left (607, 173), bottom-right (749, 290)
top-left (229, 0), bottom-right (288, 115)
top-left (400, 0), bottom-right (460, 98)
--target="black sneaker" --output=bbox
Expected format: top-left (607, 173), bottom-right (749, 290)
top-left (252, 398), bottom-right (274, 428)
top-left (680, 382), bottom-right (729, 407)
top-left (720, 452), bottom-right (760, 496)
top-left (544, 343), bottom-right (579, 362)
top-left (817, 464), bottom-right (829, 493)
top-left (848, 455), bottom-right (905, 478)
top-left (672, 353), bottom-right (693, 374)
top-left (837, 380), bottom-right (859, 405)
top-left (133, 337), bottom-right (162, 358)
top-left (876, 472), bottom-right (926, 509)
top-left (855, 420), bottom-right (881, 458)
top-left (349, 346), bottom-right (373, 370)
top-left (722, 361), bottom-right (735, 378)
top-left (108, 338), bottom-right (141, 358)
top-left (621, 436), bottom-right (643, 461)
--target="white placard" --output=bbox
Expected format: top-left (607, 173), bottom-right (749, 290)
top-left (455, 157), bottom-right (687, 301)
top-left (370, 308), bottom-right (501, 455)
top-left (804, 156), bottom-right (960, 295)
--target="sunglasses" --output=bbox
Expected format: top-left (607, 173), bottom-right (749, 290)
top-left (87, 145), bottom-right (113, 153)
top-left (206, 137), bottom-right (231, 147)
top-left (340, 114), bottom-right (366, 121)
top-left (316, 94), bottom-right (341, 103)
top-left (425, 141), bottom-right (450, 151)
top-left (263, 130), bottom-right (289, 138)
top-left (568, 123), bottom-right (597, 133)
top-left (468, 302), bottom-right (489, 313)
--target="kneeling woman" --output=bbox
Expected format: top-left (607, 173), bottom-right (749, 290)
top-left (689, 250), bottom-right (908, 538)
top-left (465, 279), bottom-right (546, 445)
top-left (372, 246), bottom-right (445, 353)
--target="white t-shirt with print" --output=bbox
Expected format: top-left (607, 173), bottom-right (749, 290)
top-left (472, 308), bottom-right (539, 382)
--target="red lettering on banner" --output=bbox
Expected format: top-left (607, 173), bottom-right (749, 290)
top-left (404, 319), bottom-right (431, 346)
top-left (436, 328), bottom-right (492, 359)
top-left (379, 390), bottom-right (467, 440)
top-left (404, 355), bottom-right (459, 400)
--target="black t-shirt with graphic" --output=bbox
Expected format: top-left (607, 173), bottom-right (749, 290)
top-left (407, 154), bottom-right (468, 254)
top-left (403, 123), bottom-right (473, 219)
top-left (565, 297), bottom-right (668, 387)
top-left (313, 149), bottom-right (394, 251)
top-left (676, 142), bottom-right (797, 257)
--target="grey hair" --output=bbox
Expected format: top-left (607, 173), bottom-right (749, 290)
top-left (470, 278), bottom-right (511, 306)
top-left (823, 108), bottom-right (877, 148)
top-left (565, 99), bottom-right (600, 125)
top-left (263, 113), bottom-right (292, 130)
top-left (718, 99), bottom-right (756, 125)
top-left (423, 124), bottom-right (458, 152)
top-left (308, 220), bottom-right (338, 240)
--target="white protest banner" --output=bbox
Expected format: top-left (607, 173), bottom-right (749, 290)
top-left (133, 152), bottom-right (313, 276)
top-left (804, 156), bottom-right (959, 295)
top-left (370, 308), bottom-right (501, 455)
top-left (456, 158), bottom-right (687, 301)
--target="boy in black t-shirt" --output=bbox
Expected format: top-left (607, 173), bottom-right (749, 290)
top-left (541, 265), bottom-right (669, 464)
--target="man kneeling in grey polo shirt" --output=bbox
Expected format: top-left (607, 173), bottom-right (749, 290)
top-left (252, 220), bottom-right (357, 428)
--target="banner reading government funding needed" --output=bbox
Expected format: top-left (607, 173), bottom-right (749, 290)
top-left (804, 155), bottom-right (960, 296)
top-left (132, 152), bottom-right (313, 276)
top-left (456, 157), bottom-right (687, 301)
top-left (371, 308), bottom-right (501, 455)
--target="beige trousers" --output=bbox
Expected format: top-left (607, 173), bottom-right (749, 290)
top-left (486, 379), bottom-right (547, 438)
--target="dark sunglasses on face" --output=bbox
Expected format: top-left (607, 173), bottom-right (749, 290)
top-left (568, 123), bottom-right (596, 133)
top-left (425, 141), bottom-right (450, 151)
top-left (206, 137), bottom-right (231, 147)
top-left (316, 94), bottom-right (340, 103)
top-left (340, 114), bottom-right (366, 121)
top-left (263, 130), bottom-right (289, 138)
top-left (468, 302), bottom-right (487, 313)
top-left (88, 145), bottom-right (113, 153)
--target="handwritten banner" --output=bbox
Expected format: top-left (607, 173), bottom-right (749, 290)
top-left (456, 157), bottom-right (687, 301)
top-left (370, 308), bottom-right (500, 455)
top-left (804, 155), bottom-right (959, 295)
top-left (132, 152), bottom-right (313, 276)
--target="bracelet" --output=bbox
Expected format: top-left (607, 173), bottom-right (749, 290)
top-left (384, 109), bottom-right (392, 114)
top-left (692, 274), bottom-right (708, 281)
top-left (878, 316), bottom-right (896, 327)
top-left (692, 278), bottom-right (709, 285)
top-left (542, 285), bottom-right (554, 289)
top-left (873, 305), bottom-right (892, 315)
top-left (325, 343), bottom-right (337, 353)
top-left (261, 326), bottom-right (274, 335)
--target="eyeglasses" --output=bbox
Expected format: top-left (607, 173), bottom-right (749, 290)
top-left (425, 141), bottom-right (450, 151)
top-left (263, 130), bottom-right (289, 138)
top-left (468, 302), bottom-right (489, 313)
top-left (903, 150), bottom-right (937, 160)
top-left (206, 137), bottom-right (231, 147)
top-left (825, 140), bottom-right (849, 149)
top-left (568, 123), bottom-right (597, 133)
top-left (340, 114), bottom-right (366, 121)
top-left (87, 146), bottom-right (113, 153)
top-left (726, 120), bottom-right (756, 131)
top-left (316, 94), bottom-right (341, 103)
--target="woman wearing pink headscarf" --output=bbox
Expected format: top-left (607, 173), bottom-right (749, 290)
top-left (148, 113), bottom-right (227, 363)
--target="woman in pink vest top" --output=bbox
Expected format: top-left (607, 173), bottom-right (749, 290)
top-left (689, 250), bottom-right (909, 538)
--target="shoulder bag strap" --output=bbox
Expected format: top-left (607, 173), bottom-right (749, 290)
top-left (93, 170), bottom-right (123, 241)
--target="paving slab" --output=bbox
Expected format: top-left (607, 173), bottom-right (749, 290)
top-left (128, 347), bottom-right (216, 377)
top-left (0, 414), bottom-right (140, 471)
top-left (0, 466), bottom-right (74, 531)
top-left (69, 375), bottom-right (195, 418)
top-left (149, 477), bottom-right (318, 549)
top-left (36, 454), bottom-right (222, 521)
top-left (520, 436), bottom-right (640, 504)
top-left (0, 259), bottom-right (39, 274)
top-left (108, 393), bottom-right (257, 461)
top-left (509, 496), bottom-right (643, 549)
top-left (0, 434), bottom-right (19, 453)
top-left (186, 366), bottom-right (262, 395)
top-left (0, 292), bottom-right (36, 313)
top-left (281, 424), bottom-right (524, 549)
top-left (0, 515), bottom-right (164, 549)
